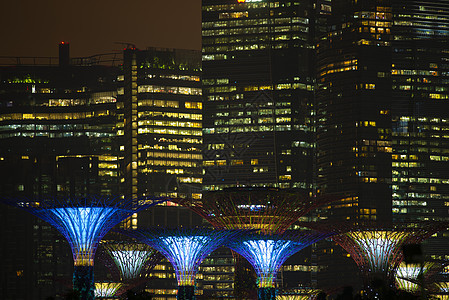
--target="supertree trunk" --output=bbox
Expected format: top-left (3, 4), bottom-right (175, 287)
top-left (73, 265), bottom-right (94, 300)
top-left (177, 285), bottom-right (195, 300)
top-left (233, 251), bottom-right (257, 299)
top-left (258, 287), bottom-right (276, 300)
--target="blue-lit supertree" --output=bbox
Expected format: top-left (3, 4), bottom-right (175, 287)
top-left (172, 188), bottom-right (339, 298)
top-left (123, 227), bottom-right (241, 300)
top-left (4, 196), bottom-right (164, 300)
top-left (228, 230), bottom-right (333, 300)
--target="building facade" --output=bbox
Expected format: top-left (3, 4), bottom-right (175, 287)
top-left (201, 0), bottom-right (322, 296)
top-left (316, 0), bottom-right (449, 290)
top-left (202, 0), bottom-right (317, 193)
top-left (120, 48), bottom-right (203, 202)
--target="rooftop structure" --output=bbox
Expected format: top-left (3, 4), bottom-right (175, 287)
top-left (3, 195), bottom-right (164, 299)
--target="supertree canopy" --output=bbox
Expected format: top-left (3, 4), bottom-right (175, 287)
top-left (395, 260), bottom-right (449, 297)
top-left (172, 188), bottom-right (336, 234)
top-left (122, 227), bottom-right (241, 300)
top-left (395, 262), bottom-right (423, 292)
top-left (277, 288), bottom-right (322, 300)
top-left (328, 221), bottom-right (446, 294)
top-left (102, 241), bottom-right (162, 281)
top-left (228, 230), bottom-right (333, 300)
top-left (4, 195), bottom-right (165, 300)
top-left (94, 282), bottom-right (123, 299)
top-left (395, 261), bottom-right (447, 294)
top-left (432, 281), bottom-right (449, 299)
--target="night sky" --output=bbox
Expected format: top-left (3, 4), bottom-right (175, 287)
top-left (0, 0), bottom-right (201, 58)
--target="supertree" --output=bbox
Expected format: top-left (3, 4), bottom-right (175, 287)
top-left (172, 188), bottom-right (337, 298)
top-left (395, 262), bottom-right (424, 293)
top-left (228, 230), bottom-right (334, 300)
top-left (172, 188), bottom-right (336, 234)
top-left (94, 282), bottom-right (123, 299)
top-left (325, 221), bottom-right (446, 297)
top-left (395, 260), bottom-right (448, 295)
top-left (3, 195), bottom-right (165, 300)
top-left (122, 227), bottom-right (241, 300)
top-left (431, 281), bottom-right (449, 299)
top-left (101, 240), bottom-right (163, 281)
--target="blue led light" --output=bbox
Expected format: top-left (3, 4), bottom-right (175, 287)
top-left (50, 207), bottom-right (115, 264)
top-left (4, 196), bottom-right (165, 300)
top-left (123, 228), bottom-right (239, 286)
top-left (158, 235), bottom-right (212, 285)
top-left (5, 196), bottom-right (165, 266)
top-left (243, 239), bottom-right (294, 274)
top-left (229, 231), bottom-right (331, 288)
top-left (232, 238), bottom-right (302, 288)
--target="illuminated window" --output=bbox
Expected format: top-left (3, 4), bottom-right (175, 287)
top-left (231, 160), bottom-right (244, 165)
top-left (185, 102), bottom-right (202, 109)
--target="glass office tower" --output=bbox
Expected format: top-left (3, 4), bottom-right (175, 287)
top-left (121, 48), bottom-right (203, 202)
top-left (201, 0), bottom-right (321, 296)
top-left (316, 0), bottom-right (449, 290)
top-left (202, 0), bottom-right (317, 192)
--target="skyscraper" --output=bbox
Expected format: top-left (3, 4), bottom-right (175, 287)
top-left (201, 0), bottom-right (322, 296)
top-left (120, 48), bottom-right (203, 202)
top-left (202, 0), bottom-right (317, 193)
top-left (316, 0), bottom-right (449, 289)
